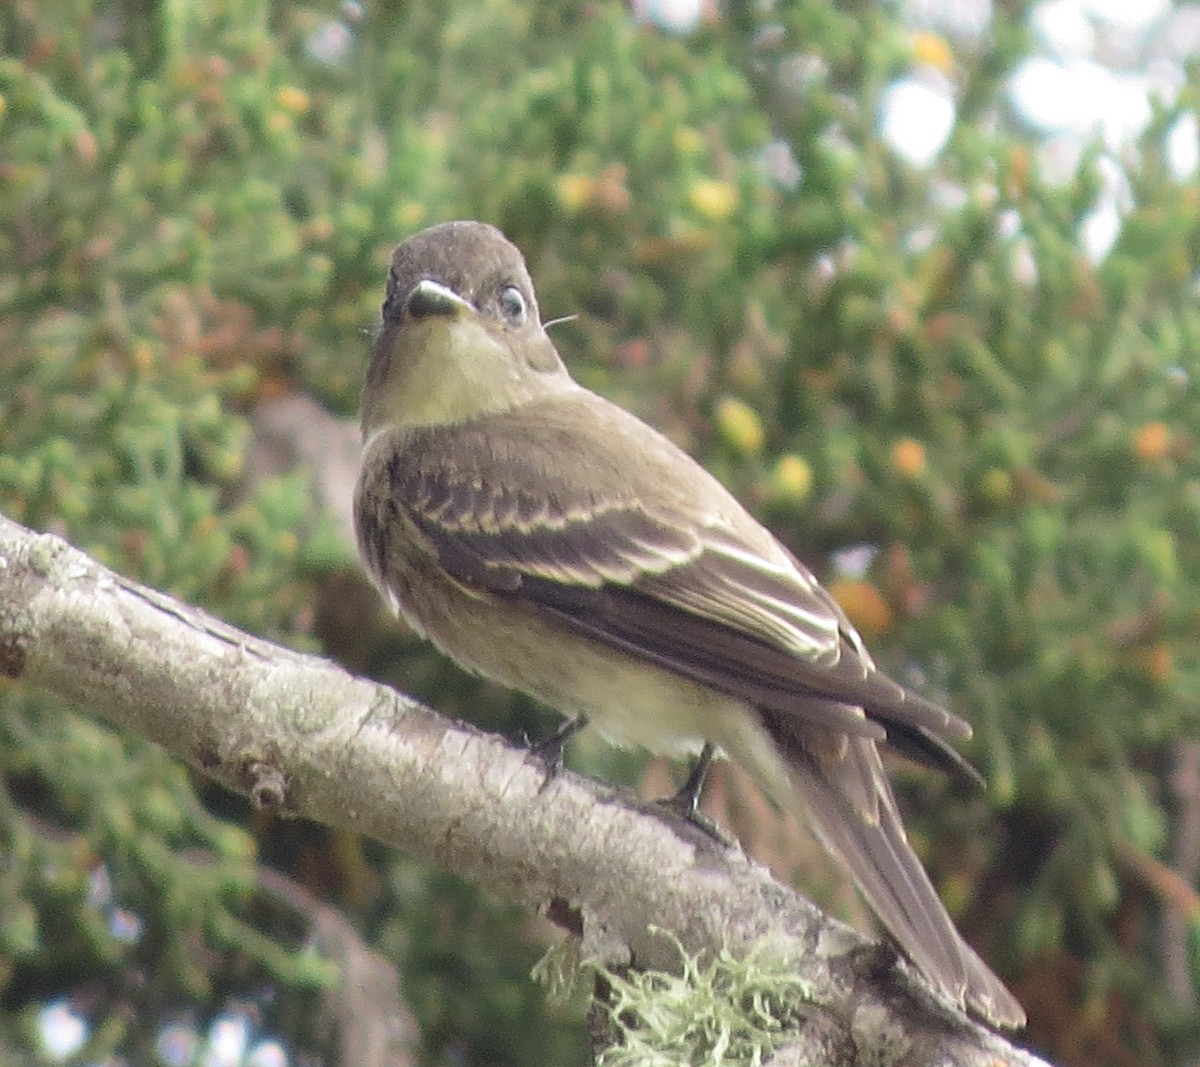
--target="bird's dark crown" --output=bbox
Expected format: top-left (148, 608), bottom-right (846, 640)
top-left (383, 220), bottom-right (540, 326)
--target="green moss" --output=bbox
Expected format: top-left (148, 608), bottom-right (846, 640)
top-left (595, 933), bottom-right (812, 1067)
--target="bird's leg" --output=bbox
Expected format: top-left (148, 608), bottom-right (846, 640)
top-left (667, 741), bottom-right (715, 816)
top-left (527, 715), bottom-right (589, 786)
top-left (652, 742), bottom-right (731, 845)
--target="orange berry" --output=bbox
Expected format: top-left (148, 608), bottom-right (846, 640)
top-left (1137, 643), bottom-right (1174, 685)
top-left (1133, 421), bottom-right (1170, 461)
top-left (828, 578), bottom-right (893, 639)
top-left (891, 437), bottom-right (926, 478)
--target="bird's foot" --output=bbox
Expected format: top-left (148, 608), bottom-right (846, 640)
top-left (650, 743), bottom-right (733, 846)
top-left (652, 794), bottom-right (731, 846)
top-left (525, 715), bottom-right (588, 791)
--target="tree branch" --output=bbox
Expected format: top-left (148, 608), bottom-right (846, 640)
top-left (0, 512), bottom-right (1048, 1066)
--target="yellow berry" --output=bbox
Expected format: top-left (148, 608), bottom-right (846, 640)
top-left (275, 86), bottom-right (310, 114)
top-left (980, 467), bottom-right (1012, 504)
top-left (689, 179), bottom-right (739, 222)
top-left (715, 397), bottom-right (764, 456)
top-left (912, 31), bottom-right (953, 72)
top-left (554, 174), bottom-right (594, 212)
top-left (771, 453), bottom-right (813, 502)
top-left (673, 125), bottom-right (704, 155)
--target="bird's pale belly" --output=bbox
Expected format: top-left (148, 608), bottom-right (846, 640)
top-left (395, 565), bottom-right (794, 806)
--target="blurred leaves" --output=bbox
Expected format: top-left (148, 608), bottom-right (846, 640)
top-left (2, 0), bottom-right (1200, 1064)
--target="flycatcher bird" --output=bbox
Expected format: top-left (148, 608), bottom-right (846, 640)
top-left (353, 220), bottom-right (1024, 1028)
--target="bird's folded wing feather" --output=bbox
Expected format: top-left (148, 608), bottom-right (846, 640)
top-left (385, 398), bottom-right (976, 772)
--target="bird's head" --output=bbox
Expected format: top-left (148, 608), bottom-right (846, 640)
top-left (361, 220), bottom-right (570, 437)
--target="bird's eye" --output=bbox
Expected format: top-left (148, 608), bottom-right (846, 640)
top-left (499, 285), bottom-right (527, 325)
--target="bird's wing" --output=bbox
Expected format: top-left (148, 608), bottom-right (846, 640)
top-left (384, 395), bottom-right (975, 771)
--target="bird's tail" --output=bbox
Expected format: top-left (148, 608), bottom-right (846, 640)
top-left (766, 717), bottom-right (1025, 1028)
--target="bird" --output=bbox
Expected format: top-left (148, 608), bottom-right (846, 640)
top-left (352, 219), bottom-right (1025, 1028)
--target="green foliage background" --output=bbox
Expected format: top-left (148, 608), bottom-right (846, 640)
top-left (2, 0), bottom-right (1200, 1063)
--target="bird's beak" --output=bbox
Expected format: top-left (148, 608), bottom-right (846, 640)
top-left (405, 279), bottom-right (475, 320)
